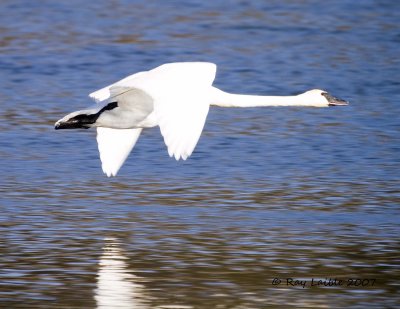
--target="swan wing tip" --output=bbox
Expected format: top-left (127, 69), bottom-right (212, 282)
top-left (97, 127), bottom-right (143, 177)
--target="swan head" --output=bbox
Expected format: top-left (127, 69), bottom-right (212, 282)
top-left (300, 89), bottom-right (349, 107)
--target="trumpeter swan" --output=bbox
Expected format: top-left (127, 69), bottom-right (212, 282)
top-left (55, 62), bottom-right (348, 177)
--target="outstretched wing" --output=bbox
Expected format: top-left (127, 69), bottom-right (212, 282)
top-left (96, 127), bottom-right (142, 177)
top-left (89, 71), bottom-right (147, 103)
top-left (153, 63), bottom-right (216, 159)
top-left (91, 62), bottom-right (217, 161)
top-left (156, 96), bottom-right (209, 160)
top-left (126, 62), bottom-right (217, 160)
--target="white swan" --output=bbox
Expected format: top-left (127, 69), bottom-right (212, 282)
top-left (55, 62), bottom-right (348, 177)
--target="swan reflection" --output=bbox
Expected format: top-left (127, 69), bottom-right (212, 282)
top-left (95, 237), bottom-right (148, 309)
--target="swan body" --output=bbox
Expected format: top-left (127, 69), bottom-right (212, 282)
top-left (55, 62), bottom-right (348, 177)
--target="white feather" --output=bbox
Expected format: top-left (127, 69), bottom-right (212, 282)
top-left (156, 96), bottom-right (209, 160)
top-left (119, 62), bottom-right (217, 160)
top-left (96, 127), bottom-right (142, 177)
top-left (94, 62), bottom-right (216, 162)
top-left (89, 71), bottom-right (147, 103)
top-left (56, 62), bottom-right (345, 177)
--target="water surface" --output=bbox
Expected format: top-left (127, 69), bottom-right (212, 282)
top-left (0, 0), bottom-right (399, 308)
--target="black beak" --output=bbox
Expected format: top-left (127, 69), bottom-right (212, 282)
top-left (322, 92), bottom-right (349, 106)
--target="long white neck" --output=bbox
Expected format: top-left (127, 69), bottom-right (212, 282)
top-left (210, 87), bottom-right (325, 108)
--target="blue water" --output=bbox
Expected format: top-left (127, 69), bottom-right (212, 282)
top-left (0, 1), bottom-right (399, 308)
